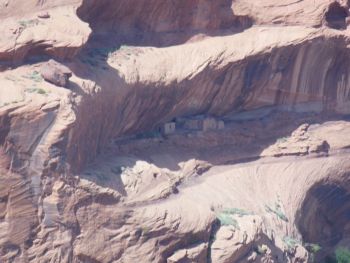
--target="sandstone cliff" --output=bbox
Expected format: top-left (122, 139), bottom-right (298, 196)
top-left (0, 0), bottom-right (350, 262)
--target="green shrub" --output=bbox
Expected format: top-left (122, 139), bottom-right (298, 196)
top-left (5, 75), bottom-right (20, 82)
top-left (0, 102), bottom-right (10, 108)
top-left (305, 243), bottom-right (322, 253)
top-left (216, 207), bottom-right (254, 229)
top-left (142, 226), bottom-right (151, 235)
top-left (265, 203), bottom-right (288, 222)
top-left (22, 71), bottom-right (43, 82)
top-left (120, 45), bottom-right (129, 50)
top-left (0, 99), bottom-right (24, 108)
top-left (256, 245), bottom-right (268, 255)
top-left (335, 247), bottom-right (350, 263)
top-left (277, 136), bottom-right (289, 143)
top-left (217, 213), bottom-right (239, 229)
top-left (36, 88), bottom-right (46, 94)
top-left (283, 236), bottom-right (300, 250)
top-left (18, 19), bottom-right (39, 28)
top-left (222, 208), bottom-right (254, 217)
top-left (25, 88), bottom-right (47, 95)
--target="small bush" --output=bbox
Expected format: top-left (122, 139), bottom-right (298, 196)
top-left (215, 207), bottom-right (254, 229)
top-left (222, 208), bottom-right (254, 217)
top-left (305, 243), bottom-right (322, 253)
top-left (141, 226), bottom-right (151, 235)
top-left (335, 247), bottom-right (350, 263)
top-left (283, 236), bottom-right (300, 250)
top-left (36, 88), bottom-right (46, 94)
top-left (18, 19), bottom-right (40, 28)
top-left (0, 102), bottom-right (10, 108)
top-left (5, 75), bottom-right (20, 82)
top-left (217, 213), bottom-right (239, 229)
top-left (22, 71), bottom-right (43, 82)
top-left (25, 88), bottom-right (47, 95)
top-left (0, 99), bottom-right (23, 108)
top-left (277, 136), bottom-right (289, 143)
top-left (265, 203), bottom-right (288, 222)
top-left (256, 245), bottom-right (268, 255)
top-left (120, 45), bottom-right (129, 50)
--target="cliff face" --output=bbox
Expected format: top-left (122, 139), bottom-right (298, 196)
top-left (1, 0), bottom-right (350, 262)
top-left (77, 0), bottom-right (253, 46)
top-left (66, 27), bottom-right (350, 171)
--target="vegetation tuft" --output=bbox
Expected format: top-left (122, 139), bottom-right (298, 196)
top-left (335, 247), bottom-right (350, 263)
top-left (265, 200), bottom-right (288, 222)
top-left (18, 19), bottom-right (40, 28)
top-left (256, 244), bottom-right (268, 255)
top-left (216, 212), bottom-right (239, 229)
top-left (283, 236), bottom-right (300, 250)
top-left (216, 207), bottom-right (253, 229)
top-left (305, 243), bottom-right (322, 254)
top-left (276, 136), bottom-right (289, 143)
top-left (25, 88), bottom-right (47, 95)
top-left (221, 207), bottom-right (254, 217)
top-left (22, 71), bottom-right (43, 82)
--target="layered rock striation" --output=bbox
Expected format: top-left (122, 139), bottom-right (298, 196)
top-left (0, 0), bottom-right (350, 262)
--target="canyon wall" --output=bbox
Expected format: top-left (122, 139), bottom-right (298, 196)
top-left (0, 0), bottom-right (350, 262)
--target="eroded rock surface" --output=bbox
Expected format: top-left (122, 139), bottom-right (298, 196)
top-left (0, 0), bottom-right (350, 262)
top-left (41, 59), bottom-right (72, 87)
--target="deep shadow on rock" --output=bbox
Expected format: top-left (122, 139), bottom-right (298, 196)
top-left (325, 2), bottom-right (349, 30)
top-left (295, 177), bottom-right (350, 262)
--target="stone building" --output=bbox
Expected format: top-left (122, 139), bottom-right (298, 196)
top-left (180, 116), bottom-right (225, 131)
top-left (158, 122), bottom-right (176, 135)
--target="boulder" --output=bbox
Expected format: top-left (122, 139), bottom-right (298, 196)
top-left (37, 12), bottom-right (50, 19)
top-left (40, 59), bottom-right (72, 87)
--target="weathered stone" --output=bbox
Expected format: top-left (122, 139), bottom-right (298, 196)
top-left (37, 12), bottom-right (50, 19)
top-left (40, 59), bottom-right (72, 87)
top-left (0, 0), bottom-right (350, 262)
